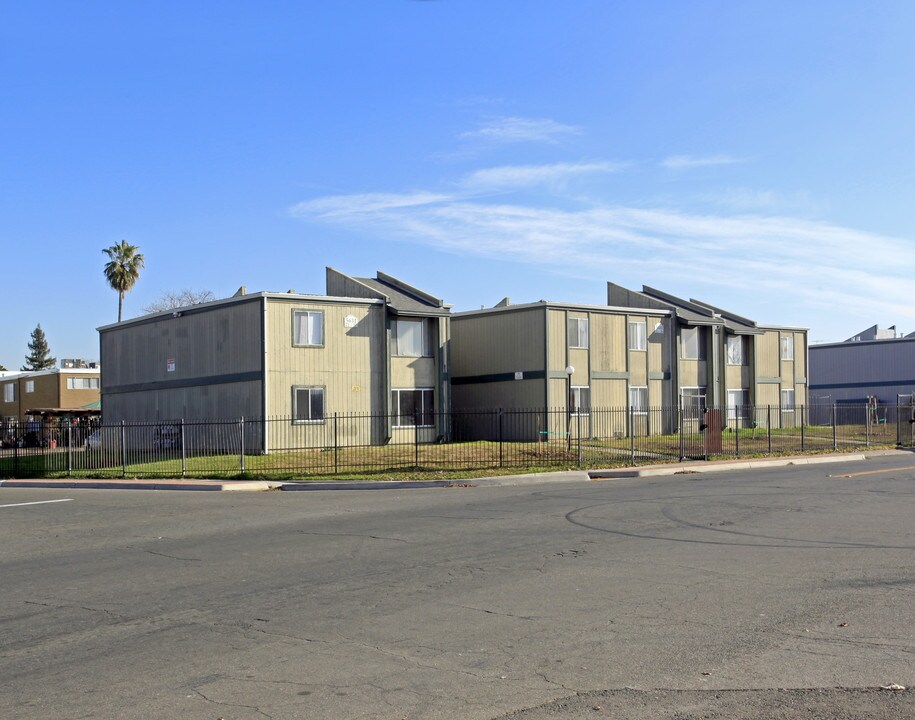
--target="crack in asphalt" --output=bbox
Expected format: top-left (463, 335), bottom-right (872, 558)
top-left (191, 687), bottom-right (274, 719)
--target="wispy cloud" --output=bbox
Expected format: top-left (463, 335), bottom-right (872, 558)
top-left (461, 161), bottom-right (626, 190)
top-left (290, 188), bottom-right (915, 326)
top-left (289, 192), bottom-right (453, 217)
top-left (460, 116), bottom-right (580, 144)
top-left (661, 154), bottom-right (746, 169)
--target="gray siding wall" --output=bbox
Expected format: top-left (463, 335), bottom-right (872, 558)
top-left (100, 299), bottom-right (264, 423)
top-left (451, 307), bottom-right (547, 410)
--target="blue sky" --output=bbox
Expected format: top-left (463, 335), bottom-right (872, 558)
top-left (3, 1), bottom-right (915, 370)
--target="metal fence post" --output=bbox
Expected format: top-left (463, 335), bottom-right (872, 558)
top-left (120, 420), bottom-right (127, 477)
top-left (181, 418), bottom-right (187, 477)
top-left (414, 411), bottom-right (420, 469)
top-left (577, 409), bottom-right (582, 468)
top-left (14, 427), bottom-right (19, 478)
top-left (67, 425), bottom-right (72, 477)
top-left (498, 409), bottom-right (504, 468)
top-left (678, 406), bottom-right (684, 461)
top-left (767, 405), bottom-right (772, 454)
top-left (334, 413), bottom-right (339, 474)
top-left (832, 404), bottom-right (837, 451)
top-left (801, 406), bottom-right (805, 451)
top-left (735, 412), bottom-right (740, 457)
top-left (240, 416), bottom-right (246, 474)
top-left (630, 405), bottom-right (635, 466)
top-left (865, 403), bottom-right (870, 448)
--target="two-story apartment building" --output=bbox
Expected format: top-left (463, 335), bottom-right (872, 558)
top-left (451, 298), bottom-right (676, 438)
top-left (0, 366), bottom-right (101, 424)
top-left (450, 282), bottom-right (807, 437)
top-left (611, 284), bottom-right (808, 428)
top-left (98, 269), bottom-right (451, 452)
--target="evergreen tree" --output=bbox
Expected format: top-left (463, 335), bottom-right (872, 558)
top-left (22, 324), bottom-right (56, 371)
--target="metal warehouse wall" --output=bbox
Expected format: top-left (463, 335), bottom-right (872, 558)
top-left (809, 338), bottom-right (915, 403)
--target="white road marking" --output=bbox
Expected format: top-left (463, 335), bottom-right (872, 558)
top-left (0, 499), bottom-right (74, 509)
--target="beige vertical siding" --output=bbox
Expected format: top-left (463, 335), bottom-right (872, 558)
top-left (678, 361), bottom-right (704, 388)
top-left (592, 314), bottom-right (626, 372)
top-left (756, 330), bottom-right (780, 378)
top-left (628, 314), bottom-right (649, 386)
top-left (592, 377), bottom-right (627, 407)
top-left (547, 309), bottom-right (567, 372)
top-left (266, 297), bottom-right (385, 448)
top-left (794, 332), bottom-right (807, 379)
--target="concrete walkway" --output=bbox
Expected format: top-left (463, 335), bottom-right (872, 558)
top-left (0, 449), bottom-right (908, 492)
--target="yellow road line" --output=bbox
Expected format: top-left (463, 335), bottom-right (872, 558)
top-left (833, 464), bottom-right (915, 478)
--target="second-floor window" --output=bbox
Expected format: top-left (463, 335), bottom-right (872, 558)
top-left (567, 317), bottom-right (589, 349)
top-left (393, 318), bottom-right (433, 357)
top-left (67, 377), bottom-right (99, 390)
top-left (726, 335), bottom-right (746, 365)
top-left (3, 383), bottom-right (15, 403)
top-left (781, 335), bottom-right (795, 361)
top-left (681, 326), bottom-right (707, 360)
top-left (628, 320), bottom-right (647, 351)
top-left (25, 380), bottom-right (35, 393)
top-left (293, 310), bottom-right (324, 347)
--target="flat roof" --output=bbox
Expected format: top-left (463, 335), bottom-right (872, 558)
top-left (454, 300), bottom-right (672, 318)
top-left (97, 291), bottom-right (384, 332)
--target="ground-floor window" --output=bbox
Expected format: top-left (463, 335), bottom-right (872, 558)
top-left (629, 386), bottom-right (648, 415)
top-left (781, 388), bottom-right (795, 412)
top-left (727, 389), bottom-right (749, 420)
top-left (293, 386), bottom-right (325, 423)
top-left (392, 388), bottom-right (434, 427)
top-left (681, 387), bottom-right (707, 420)
top-left (570, 386), bottom-right (591, 416)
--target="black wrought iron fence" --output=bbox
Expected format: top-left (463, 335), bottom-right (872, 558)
top-left (0, 403), bottom-right (906, 480)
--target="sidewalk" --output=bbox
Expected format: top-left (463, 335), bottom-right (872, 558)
top-left (0, 450), bottom-right (907, 492)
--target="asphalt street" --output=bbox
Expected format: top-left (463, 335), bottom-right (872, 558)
top-left (1, 454), bottom-right (913, 719)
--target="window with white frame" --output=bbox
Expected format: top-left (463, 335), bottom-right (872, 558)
top-left (567, 317), bottom-right (589, 349)
top-left (67, 377), bottom-right (100, 390)
top-left (681, 326), bottom-right (707, 360)
top-left (781, 334), bottom-right (794, 361)
top-left (727, 389), bottom-right (749, 420)
top-left (293, 310), bottom-right (324, 347)
top-left (629, 386), bottom-right (648, 415)
top-left (570, 386), bottom-right (591, 416)
top-left (781, 388), bottom-right (795, 411)
top-left (391, 388), bottom-right (434, 427)
top-left (292, 386), bottom-right (325, 423)
top-left (3, 383), bottom-right (15, 403)
top-left (628, 320), bottom-right (647, 351)
top-left (25, 380), bottom-right (35, 393)
top-left (681, 387), bottom-right (707, 420)
top-left (726, 335), bottom-right (746, 365)
top-left (393, 318), bottom-right (433, 357)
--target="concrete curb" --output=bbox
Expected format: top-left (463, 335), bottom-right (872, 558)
top-left (280, 480), bottom-right (455, 491)
top-left (0, 479), bottom-right (282, 492)
top-left (589, 452), bottom-right (872, 479)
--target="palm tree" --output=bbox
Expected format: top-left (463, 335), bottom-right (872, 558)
top-left (102, 240), bottom-right (145, 322)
